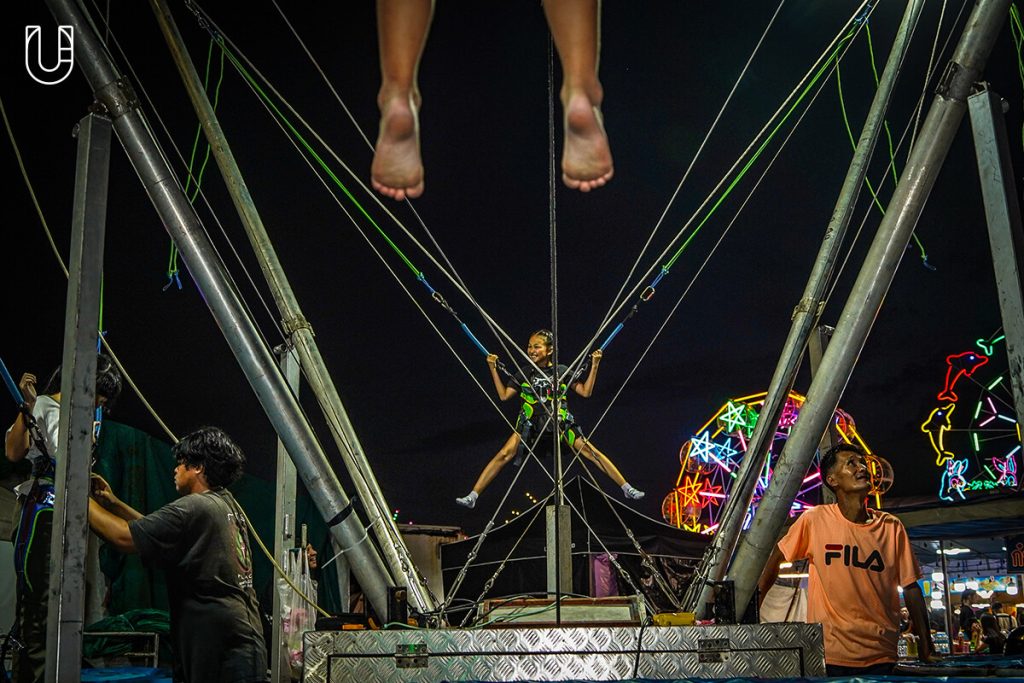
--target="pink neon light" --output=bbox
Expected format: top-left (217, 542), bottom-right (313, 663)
top-left (803, 471), bottom-right (821, 483)
top-left (979, 415), bottom-right (996, 427)
top-left (699, 491), bottom-right (727, 499)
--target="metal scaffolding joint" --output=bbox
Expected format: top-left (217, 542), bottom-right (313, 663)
top-left (94, 77), bottom-right (139, 118)
top-left (282, 314), bottom-right (313, 335)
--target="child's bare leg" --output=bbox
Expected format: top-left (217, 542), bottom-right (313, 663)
top-left (372, 0), bottom-right (433, 200)
top-left (542, 0), bottom-right (613, 192)
top-left (574, 438), bottom-right (626, 486)
top-left (458, 434), bottom-right (520, 507)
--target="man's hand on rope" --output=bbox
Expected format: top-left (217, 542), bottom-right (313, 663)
top-left (18, 373), bottom-right (37, 410)
top-left (90, 473), bottom-right (122, 510)
top-left (486, 354), bottom-right (499, 368)
top-left (590, 350), bottom-right (602, 366)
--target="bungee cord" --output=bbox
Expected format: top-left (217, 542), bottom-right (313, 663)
top-left (0, 92), bottom-right (178, 443)
top-left (561, 10), bottom-right (871, 454)
top-left (47, 1), bottom-right (356, 618)
top-left (166, 38), bottom-right (227, 291)
top-left (824, 0), bottom-right (970, 307)
top-left (180, 0), bottom-right (949, 616)
top-left (585, 0), bottom-right (966, 451)
top-left (572, 4), bottom-right (880, 379)
top-left (36, 0), bottom-right (974, 626)
top-left (83, 0), bottom-right (289, 353)
top-left (589, 0), bottom-right (789, 360)
top-left (229, 48), bottom-right (596, 620)
top-left (183, 0), bottom-right (539, 372)
top-left (182, 2), bottom-right (600, 551)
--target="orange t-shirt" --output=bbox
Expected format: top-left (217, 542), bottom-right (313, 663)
top-left (777, 504), bottom-right (921, 667)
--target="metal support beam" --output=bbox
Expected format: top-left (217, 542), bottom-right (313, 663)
top-left (809, 325), bottom-right (837, 506)
top-left (44, 0), bottom-right (397, 619)
top-left (727, 0), bottom-right (1012, 617)
top-left (940, 540), bottom-right (954, 642)
top-left (546, 505), bottom-right (572, 595)
top-left (682, 0), bottom-right (926, 615)
top-left (147, 0), bottom-right (436, 613)
top-left (969, 86), bottom-right (1024, 457)
top-left (46, 113), bottom-right (111, 683)
top-left (271, 346), bottom-right (300, 683)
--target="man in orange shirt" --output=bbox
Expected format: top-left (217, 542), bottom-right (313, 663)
top-left (759, 443), bottom-right (937, 676)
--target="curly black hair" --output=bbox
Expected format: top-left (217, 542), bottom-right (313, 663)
top-left (820, 442), bottom-right (866, 492)
top-left (172, 426), bottom-right (246, 488)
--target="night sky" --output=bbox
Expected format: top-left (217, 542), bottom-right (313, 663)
top-left (5, 0), bottom-right (1022, 532)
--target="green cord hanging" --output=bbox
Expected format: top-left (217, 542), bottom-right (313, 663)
top-left (835, 22), bottom-right (932, 269)
top-left (166, 39), bottom-right (227, 291)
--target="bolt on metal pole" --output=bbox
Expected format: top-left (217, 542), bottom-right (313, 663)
top-left (682, 0), bottom-right (926, 615)
top-left (726, 0), bottom-right (1012, 617)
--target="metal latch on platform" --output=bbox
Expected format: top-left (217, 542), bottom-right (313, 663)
top-left (395, 642), bottom-right (428, 669)
top-left (697, 637), bottom-right (731, 664)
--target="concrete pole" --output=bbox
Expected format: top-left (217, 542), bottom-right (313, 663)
top-left (44, 0), bottom-right (397, 618)
top-left (46, 113), bottom-right (110, 682)
top-left (682, 0), bottom-right (926, 614)
top-left (727, 0), bottom-right (1012, 617)
top-left (147, 0), bottom-right (436, 613)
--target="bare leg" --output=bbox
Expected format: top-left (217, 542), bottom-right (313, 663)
top-left (542, 0), bottom-right (613, 192)
top-left (471, 433), bottom-right (521, 495)
top-left (372, 0), bottom-right (433, 200)
top-left (573, 437), bottom-right (626, 487)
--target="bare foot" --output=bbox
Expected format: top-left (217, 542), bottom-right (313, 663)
top-left (562, 91), bottom-right (613, 192)
top-left (371, 94), bottom-right (424, 200)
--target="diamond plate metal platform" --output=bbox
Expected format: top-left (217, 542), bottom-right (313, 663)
top-left (303, 623), bottom-right (825, 681)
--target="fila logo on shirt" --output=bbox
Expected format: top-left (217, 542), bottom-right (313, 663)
top-left (824, 544), bottom-right (885, 572)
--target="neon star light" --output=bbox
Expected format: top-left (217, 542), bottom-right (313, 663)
top-left (663, 390), bottom-right (881, 533)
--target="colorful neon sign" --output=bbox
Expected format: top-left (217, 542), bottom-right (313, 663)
top-left (920, 333), bottom-right (1021, 501)
top-left (662, 391), bottom-right (885, 533)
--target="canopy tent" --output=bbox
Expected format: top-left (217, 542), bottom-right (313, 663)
top-left (889, 493), bottom-right (1024, 578)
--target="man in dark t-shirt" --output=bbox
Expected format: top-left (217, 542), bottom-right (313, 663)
top-left (88, 426), bottom-right (267, 682)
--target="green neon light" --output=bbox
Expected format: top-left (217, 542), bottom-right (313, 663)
top-left (973, 433), bottom-right (980, 452)
top-left (984, 465), bottom-right (997, 479)
top-left (974, 401), bottom-right (983, 419)
top-left (989, 376), bottom-right (1005, 390)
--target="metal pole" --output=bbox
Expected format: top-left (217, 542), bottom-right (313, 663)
top-left (46, 113), bottom-right (110, 682)
top-left (147, 0), bottom-right (436, 613)
top-left (44, 0), bottom-right (397, 618)
top-left (271, 346), bottom-right (299, 683)
top-left (809, 326), bottom-right (838, 507)
top-left (683, 0), bottom-right (926, 614)
top-left (968, 86), bottom-right (1024, 457)
top-left (940, 540), bottom-right (955, 644)
top-left (727, 0), bottom-right (1012, 617)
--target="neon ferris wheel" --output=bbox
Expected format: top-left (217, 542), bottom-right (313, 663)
top-left (662, 391), bottom-right (892, 533)
top-left (921, 332), bottom-right (1020, 501)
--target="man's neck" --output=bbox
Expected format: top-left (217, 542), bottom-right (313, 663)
top-left (835, 493), bottom-right (869, 523)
